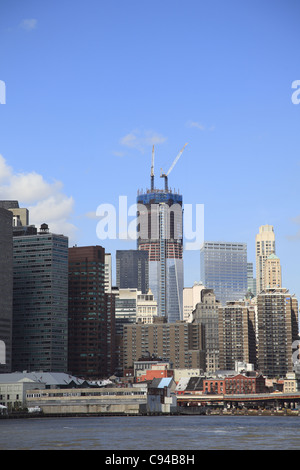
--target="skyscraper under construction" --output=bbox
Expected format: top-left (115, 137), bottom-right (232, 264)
top-left (136, 145), bottom-right (186, 322)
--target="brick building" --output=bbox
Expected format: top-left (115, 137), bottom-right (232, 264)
top-left (123, 317), bottom-right (205, 371)
top-left (203, 373), bottom-right (266, 395)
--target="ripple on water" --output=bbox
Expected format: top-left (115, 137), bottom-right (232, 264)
top-left (1, 415), bottom-right (300, 450)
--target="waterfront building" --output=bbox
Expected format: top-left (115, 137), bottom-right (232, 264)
top-left (218, 300), bottom-right (257, 371)
top-left (25, 379), bottom-right (178, 415)
top-left (200, 241), bottom-right (248, 306)
top-left (256, 288), bottom-right (298, 378)
top-left (183, 282), bottom-right (205, 322)
top-left (68, 245), bottom-right (115, 379)
top-left (116, 249), bottom-right (149, 294)
top-left (12, 224), bottom-right (68, 372)
top-left (203, 373), bottom-right (266, 395)
top-left (191, 289), bottom-right (220, 373)
top-left (135, 363), bottom-right (173, 382)
top-left (123, 317), bottom-right (205, 371)
top-left (0, 207), bottom-right (13, 373)
top-left (25, 385), bottom-right (148, 415)
top-left (0, 371), bottom-right (85, 409)
top-left (255, 224), bottom-right (276, 294)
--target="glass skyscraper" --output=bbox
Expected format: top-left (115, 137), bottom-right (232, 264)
top-left (68, 245), bottom-right (113, 379)
top-left (136, 177), bottom-right (183, 322)
top-left (200, 241), bottom-right (248, 306)
top-left (116, 249), bottom-right (149, 294)
top-left (0, 207), bottom-right (13, 373)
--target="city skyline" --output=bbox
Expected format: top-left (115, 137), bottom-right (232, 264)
top-left (0, 1), bottom-right (299, 302)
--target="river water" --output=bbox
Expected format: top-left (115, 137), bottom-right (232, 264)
top-left (1, 415), bottom-right (299, 450)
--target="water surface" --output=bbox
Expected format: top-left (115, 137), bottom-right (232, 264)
top-left (1, 415), bottom-right (299, 450)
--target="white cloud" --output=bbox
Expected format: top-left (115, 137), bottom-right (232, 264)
top-left (85, 211), bottom-right (100, 219)
top-left (186, 120), bottom-right (215, 131)
top-left (120, 132), bottom-right (139, 148)
top-left (291, 215), bottom-right (300, 225)
top-left (186, 121), bottom-right (205, 131)
top-left (287, 215), bottom-right (300, 241)
top-left (20, 19), bottom-right (37, 31)
top-left (0, 154), bottom-right (76, 241)
top-left (112, 150), bottom-right (126, 158)
top-left (286, 230), bottom-right (300, 241)
top-left (119, 129), bottom-right (167, 153)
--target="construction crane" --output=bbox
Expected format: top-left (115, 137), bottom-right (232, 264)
top-left (160, 143), bottom-right (188, 192)
top-left (151, 145), bottom-right (155, 190)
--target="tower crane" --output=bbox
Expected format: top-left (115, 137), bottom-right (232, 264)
top-left (160, 143), bottom-right (188, 192)
top-left (151, 145), bottom-right (155, 190)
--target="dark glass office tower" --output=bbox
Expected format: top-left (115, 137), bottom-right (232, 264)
top-left (116, 249), bottom-right (149, 294)
top-left (12, 225), bottom-right (68, 372)
top-left (0, 208), bottom-right (13, 373)
top-left (68, 245), bottom-right (114, 379)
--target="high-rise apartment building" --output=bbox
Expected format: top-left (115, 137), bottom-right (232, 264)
top-left (113, 287), bottom-right (139, 374)
top-left (0, 208), bottom-right (13, 373)
top-left (192, 289), bottom-right (220, 373)
top-left (123, 318), bottom-right (205, 371)
top-left (105, 290), bottom-right (116, 376)
top-left (68, 245), bottom-right (115, 379)
top-left (136, 290), bottom-right (158, 324)
top-left (255, 225), bottom-right (276, 294)
top-left (113, 287), bottom-right (157, 372)
top-left (218, 300), bottom-right (257, 371)
top-left (12, 224), bottom-right (68, 372)
top-left (116, 249), bottom-right (149, 294)
top-left (200, 242), bottom-right (248, 306)
top-left (263, 253), bottom-right (282, 289)
top-left (183, 282), bottom-right (205, 322)
top-left (104, 253), bottom-right (112, 293)
top-left (136, 150), bottom-right (184, 322)
top-left (257, 288), bottom-right (298, 378)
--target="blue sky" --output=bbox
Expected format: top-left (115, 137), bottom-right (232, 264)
top-left (0, 0), bottom-right (299, 299)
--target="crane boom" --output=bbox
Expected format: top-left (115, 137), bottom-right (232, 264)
top-left (166, 143), bottom-right (188, 176)
top-left (160, 143), bottom-right (188, 192)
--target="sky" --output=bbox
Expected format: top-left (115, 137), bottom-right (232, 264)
top-left (0, 0), bottom-right (299, 299)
